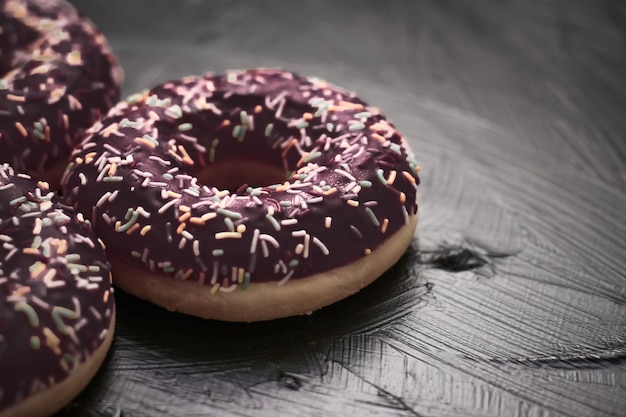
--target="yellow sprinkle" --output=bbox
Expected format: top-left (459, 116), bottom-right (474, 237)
top-left (387, 170), bottom-right (397, 185)
top-left (108, 163), bottom-right (117, 176)
top-left (238, 268), bottom-right (245, 284)
top-left (210, 283), bottom-right (220, 294)
top-left (43, 327), bottom-right (61, 355)
top-left (201, 212), bottom-right (217, 222)
top-left (215, 232), bottom-right (242, 239)
top-left (236, 224), bottom-right (246, 233)
top-left (140, 225), bottom-right (152, 236)
top-left (23, 247), bottom-right (40, 255)
top-left (346, 199), bottom-right (359, 207)
top-left (166, 190), bottom-right (182, 199)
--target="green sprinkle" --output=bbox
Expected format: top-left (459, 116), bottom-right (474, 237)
top-left (15, 302), bottom-right (39, 327)
top-left (265, 123), bottom-right (273, 137)
top-left (63, 353), bottom-right (75, 363)
top-left (376, 169), bottom-right (388, 185)
top-left (224, 217), bottom-right (235, 232)
top-left (349, 122), bottom-right (366, 131)
top-left (105, 308), bottom-right (111, 317)
top-left (314, 102), bottom-right (329, 117)
top-left (163, 266), bottom-right (175, 273)
top-left (242, 272), bottom-right (251, 290)
top-left (304, 151), bottom-right (322, 163)
top-left (232, 125), bottom-right (247, 141)
top-left (280, 200), bottom-right (292, 207)
top-left (163, 173), bottom-right (174, 180)
top-left (165, 104), bottom-right (183, 119)
top-left (217, 208), bottom-right (242, 219)
top-left (288, 259), bottom-right (299, 268)
top-left (68, 263), bottom-right (88, 273)
top-left (158, 98), bottom-right (171, 107)
top-left (103, 176), bottom-right (124, 182)
top-left (212, 249), bottom-right (224, 257)
top-left (10, 196), bottom-right (26, 206)
top-left (118, 211), bottom-right (139, 232)
top-left (240, 110), bottom-right (248, 125)
top-left (360, 180), bottom-right (372, 188)
top-left (32, 236), bottom-right (42, 249)
top-left (178, 123), bottom-right (193, 132)
top-left (119, 118), bottom-right (140, 128)
top-left (143, 133), bottom-right (159, 146)
top-left (266, 214), bottom-right (281, 231)
top-left (0, 79), bottom-right (8, 89)
top-left (326, 123), bottom-right (334, 132)
top-left (355, 111), bottom-right (372, 118)
top-left (65, 254), bottom-right (81, 262)
top-left (209, 148), bottom-right (216, 162)
top-left (125, 208), bottom-right (134, 220)
top-left (30, 336), bottom-right (41, 350)
top-left (88, 265), bottom-right (101, 272)
top-left (295, 120), bottom-right (309, 129)
top-left (131, 250), bottom-right (141, 258)
top-left (51, 306), bottom-right (78, 335)
top-left (185, 187), bottom-right (200, 197)
top-left (390, 143), bottom-right (402, 155)
top-left (146, 95), bottom-right (158, 106)
top-left (364, 207), bottom-right (381, 227)
top-left (311, 97), bottom-right (325, 106)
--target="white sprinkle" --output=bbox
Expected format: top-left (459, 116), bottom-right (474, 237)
top-left (312, 237), bottom-right (330, 255)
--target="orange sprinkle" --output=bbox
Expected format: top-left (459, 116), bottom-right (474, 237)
top-left (179, 205), bottom-right (191, 212)
top-left (14, 122), bottom-right (27, 137)
top-left (176, 222), bottom-right (186, 234)
top-left (178, 212), bottom-right (191, 223)
top-left (189, 217), bottom-right (204, 225)
top-left (254, 105), bottom-right (263, 114)
top-left (303, 112), bottom-right (313, 120)
top-left (134, 137), bottom-right (156, 149)
top-left (7, 94), bottom-right (25, 102)
top-left (381, 218), bottom-right (389, 234)
top-left (37, 181), bottom-right (49, 190)
top-left (108, 163), bottom-right (117, 176)
top-left (402, 171), bottom-right (416, 184)
top-left (371, 133), bottom-right (386, 143)
top-left (125, 223), bottom-right (140, 235)
top-left (399, 192), bottom-right (406, 203)
top-left (387, 170), bottom-right (397, 185)
top-left (22, 248), bottom-right (40, 255)
top-left (323, 187), bottom-right (338, 196)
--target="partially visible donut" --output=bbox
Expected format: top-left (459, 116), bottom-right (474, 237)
top-left (0, 0), bottom-right (122, 188)
top-left (0, 163), bottom-right (115, 417)
top-left (62, 69), bottom-right (420, 322)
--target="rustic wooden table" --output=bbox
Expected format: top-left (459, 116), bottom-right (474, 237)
top-left (61, 1), bottom-right (626, 416)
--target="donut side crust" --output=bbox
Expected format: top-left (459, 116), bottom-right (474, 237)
top-left (0, 313), bottom-right (115, 417)
top-left (111, 215), bottom-right (417, 322)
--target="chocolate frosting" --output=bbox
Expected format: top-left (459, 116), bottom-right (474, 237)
top-left (0, 0), bottom-right (122, 181)
top-left (0, 163), bottom-right (114, 411)
top-left (62, 69), bottom-right (420, 291)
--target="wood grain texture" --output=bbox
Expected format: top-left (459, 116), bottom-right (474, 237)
top-left (59, 0), bottom-right (626, 416)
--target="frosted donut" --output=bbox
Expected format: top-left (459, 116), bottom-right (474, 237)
top-left (0, 163), bottom-right (115, 417)
top-left (61, 69), bottom-right (420, 322)
top-left (0, 0), bottom-right (122, 188)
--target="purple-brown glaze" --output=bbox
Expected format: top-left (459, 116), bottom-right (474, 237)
top-left (0, 0), bottom-right (122, 181)
top-left (0, 163), bottom-right (114, 412)
top-left (61, 69), bottom-right (420, 291)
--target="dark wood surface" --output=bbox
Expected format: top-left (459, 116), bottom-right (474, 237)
top-left (61, 1), bottom-right (626, 416)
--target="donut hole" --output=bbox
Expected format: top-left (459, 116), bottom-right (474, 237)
top-left (195, 159), bottom-right (289, 192)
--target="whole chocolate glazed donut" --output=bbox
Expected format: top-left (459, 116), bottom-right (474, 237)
top-left (0, 163), bottom-right (115, 417)
top-left (0, 0), bottom-right (122, 188)
top-left (62, 69), bottom-right (420, 322)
